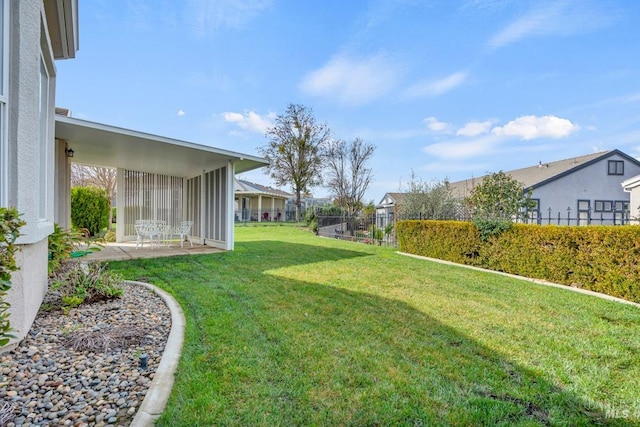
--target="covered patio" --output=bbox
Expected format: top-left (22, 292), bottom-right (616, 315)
top-left (54, 115), bottom-right (268, 250)
top-left (81, 241), bottom-right (224, 262)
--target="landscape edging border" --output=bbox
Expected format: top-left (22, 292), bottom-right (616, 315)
top-left (128, 281), bottom-right (186, 426)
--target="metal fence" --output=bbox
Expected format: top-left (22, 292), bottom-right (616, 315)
top-left (317, 214), bottom-right (399, 247)
top-left (521, 208), bottom-right (631, 226)
top-left (234, 209), bottom-right (297, 223)
top-left (316, 208), bottom-right (634, 248)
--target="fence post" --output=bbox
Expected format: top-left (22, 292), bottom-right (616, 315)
top-left (567, 207), bottom-right (571, 226)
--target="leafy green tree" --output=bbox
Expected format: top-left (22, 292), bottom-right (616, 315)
top-left (398, 171), bottom-right (458, 219)
top-left (362, 200), bottom-right (376, 216)
top-left (71, 186), bottom-right (109, 236)
top-left (260, 104), bottom-right (331, 221)
top-left (467, 171), bottom-right (532, 220)
top-left (325, 138), bottom-right (376, 216)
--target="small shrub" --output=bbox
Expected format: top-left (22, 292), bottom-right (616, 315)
top-left (50, 262), bottom-right (124, 312)
top-left (369, 225), bottom-right (384, 245)
top-left (48, 224), bottom-right (82, 275)
top-left (0, 208), bottom-right (26, 346)
top-left (104, 230), bottom-right (116, 243)
top-left (48, 225), bottom-right (104, 275)
top-left (304, 208), bottom-right (316, 226)
top-left (472, 218), bottom-right (513, 242)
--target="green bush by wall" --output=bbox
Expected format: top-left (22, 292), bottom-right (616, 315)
top-left (397, 220), bottom-right (640, 303)
top-left (70, 186), bottom-right (109, 236)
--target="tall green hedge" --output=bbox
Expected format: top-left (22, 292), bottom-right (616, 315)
top-left (71, 186), bottom-right (109, 236)
top-left (397, 220), bottom-right (481, 264)
top-left (397, 220), bottom-right (640, 303)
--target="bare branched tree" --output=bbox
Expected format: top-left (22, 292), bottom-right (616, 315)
top-left (71, 164), bottom-right (117, 229)
top-left (325, 138), bottom-right (375, 217)
top-left (260, 104), bottom-right (331, 221)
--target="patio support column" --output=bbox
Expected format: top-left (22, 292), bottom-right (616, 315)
top-left (200, 169), bottom-right (206, 245)
top-left (115, 168), bottom-right (125, 242)
top-left (271, 197), bottom-right (275, 222)
top-left (258, 195), bottom-right (262, 222)
top-left (225, 161), bottom-right (235, 250)
top-left (54, 139), bottom-right (71, 229)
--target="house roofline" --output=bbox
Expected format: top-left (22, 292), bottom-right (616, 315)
top-left (526, 149), bottom-right (640, 191)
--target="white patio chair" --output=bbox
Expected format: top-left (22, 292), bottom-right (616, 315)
top-left (167, 220), bottom-right (193, 248)
top-left (135, 219), bottom-right (165, 249)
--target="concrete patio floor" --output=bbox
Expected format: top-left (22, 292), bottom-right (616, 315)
top-left (82, 241), bottom-right (224, 262)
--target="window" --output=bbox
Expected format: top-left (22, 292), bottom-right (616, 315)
top-left (0, 0), bottom-right (7, 206)
top-left (577, 200), bottom-right (590, 225)
top-left (614, 201), bottom-right (629, 212)
top-left (614, 201), bottom-right (630, 224)
top-left (39, 54), bottom-right (49, 219)
top-left (594, 200), bottom-right (613, 212)
top-left (577, 200), bottom-right (590, 211)
top-left (608, 160), bottom-right (624, 175)
top-left (526, 198), bottom-right (540, 222)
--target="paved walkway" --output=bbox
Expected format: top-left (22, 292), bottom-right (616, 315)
top-left (83, 241), bottom-right (223, 262)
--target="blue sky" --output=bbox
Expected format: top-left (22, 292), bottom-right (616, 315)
top-left (56, 0), bottom-right (640, 203)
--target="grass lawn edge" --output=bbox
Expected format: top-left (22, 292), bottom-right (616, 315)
top-left (397, 251), bottom-right (640, 309)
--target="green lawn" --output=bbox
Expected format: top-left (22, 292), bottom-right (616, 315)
top-left (109, 226), bottom-right (640, 426)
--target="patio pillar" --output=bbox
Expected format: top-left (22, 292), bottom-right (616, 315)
top-left (116, 168), bottom-right (125, 242)
top-left (271, 197), bottom-right (275, 222)
top-left (200, 169), bottom-right (206, 245)
top-left (54, 139), bottom-right (71, 230)
top-left (258, 195), bottom-right (263, 222)
top-left (225, 161), bottom-right (235, 250)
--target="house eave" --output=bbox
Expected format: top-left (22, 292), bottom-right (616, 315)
top-left (55, 115), bottom-right (268, 177)
top-left (44, 0), bottom-right (79, 60)
top-left (622, 175), bottom-right (640, 191)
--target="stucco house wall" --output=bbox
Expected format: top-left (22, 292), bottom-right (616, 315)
top-left (4, 0), bottom-right (76, 345)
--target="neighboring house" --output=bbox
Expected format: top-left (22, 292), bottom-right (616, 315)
top-left (375, 193), bottom-right (406, 229)
top-left (234, 179), bottom-right (292, 222)
top-left (4, 1), bottom-right (268, 346)
top-left (449, 149), bottom-right (640, 225)
top-left (375, 149), bottom-right (640, 228)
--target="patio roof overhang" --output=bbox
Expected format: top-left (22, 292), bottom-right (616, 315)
top-left (55, 115), bottom-right (268, 177)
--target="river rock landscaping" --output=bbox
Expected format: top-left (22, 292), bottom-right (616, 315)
top-left (0, 282), bottom-right (170, 426)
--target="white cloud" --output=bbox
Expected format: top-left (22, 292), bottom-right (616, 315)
top-left (177, 109), bottom-right (186, 117)
top-left (423, 135), bottom-right (500, 159)
top-left (405, 71), bottom-right (468, 98)
top-left (488, 1), bottom-right (617, 49)
top-left (424, 117), bottom-right (451, 132)
top-left (187, 0), bottom-right (272, 37)
top-left (492, 115), bottom-right (579, 140)
top-left (456, 120), bottom-right (493, 137)
top-left (299, 53), bottom-right (400, 106)
top-left (222, 110), bottom-right (275, 133)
